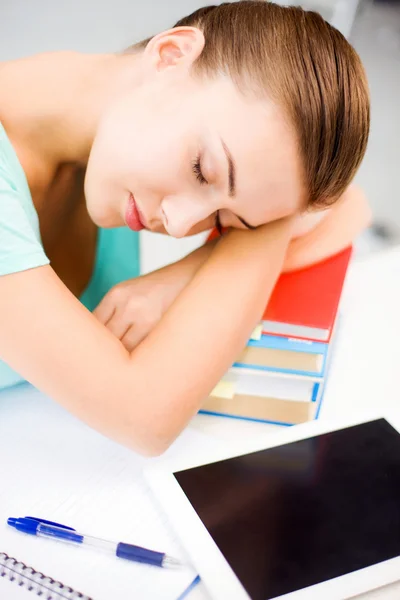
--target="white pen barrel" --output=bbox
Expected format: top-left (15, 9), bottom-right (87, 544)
top-left (79, 533), bottom-right (117, 553)
top-left (37, 523), bottom-right (116, 553)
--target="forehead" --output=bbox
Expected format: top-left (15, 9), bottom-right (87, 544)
top-left (204, 80), bottom-right (304, 222)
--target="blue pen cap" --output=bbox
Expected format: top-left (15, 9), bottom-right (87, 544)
top-left (7, 517), bottom-right (40, 535)
top-left (7, 518), bottom-right (17, 527)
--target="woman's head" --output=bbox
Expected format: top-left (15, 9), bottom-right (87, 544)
top-left (85, 1), bottom-right (370, 237)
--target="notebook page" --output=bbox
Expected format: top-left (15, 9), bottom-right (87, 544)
top-left (0, 384), bottom-right (213, 600)
top-left (0, 577), bottom-right (30, 600)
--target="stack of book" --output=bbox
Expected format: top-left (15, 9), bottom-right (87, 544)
top-left (202, 246), bottom-right (352, 426)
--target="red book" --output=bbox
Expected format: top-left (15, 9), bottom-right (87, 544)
top-left (207, 229), bottom-right (352, 342)
top-left (262, 247), bottom-right (352, 342)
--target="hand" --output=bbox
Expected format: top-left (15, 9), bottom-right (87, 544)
top-left (93, 268), bottom-right (184, 351)
top-left (93, 239), bottom-right (219, 351)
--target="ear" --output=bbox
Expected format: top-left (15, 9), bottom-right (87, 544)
top-left (143, 27), bottom-right (205, 71)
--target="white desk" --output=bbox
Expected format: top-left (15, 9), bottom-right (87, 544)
top-left (1, 247), bottom-right (399, 600)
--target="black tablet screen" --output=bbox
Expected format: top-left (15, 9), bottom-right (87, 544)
top-left (174, 419), bottom-right (400, 599)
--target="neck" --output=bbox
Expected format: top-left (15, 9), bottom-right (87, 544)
top-left (0, 50), bottom-right (142, 166)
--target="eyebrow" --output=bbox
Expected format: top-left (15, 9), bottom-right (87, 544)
top-left (221, 138), bottom-right (236, 197)
top-left (221, 138), bottom-right (257, 230)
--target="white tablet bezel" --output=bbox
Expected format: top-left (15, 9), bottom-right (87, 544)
top-left (146, 414), bottom-right (400, 600)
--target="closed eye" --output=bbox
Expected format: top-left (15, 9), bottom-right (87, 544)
top-left (193, 153), bottom-right (256, 231)
top-left (215, 211), bottom-right (223, 235)
top-left (192, 155), bottom-right (208, 185)
top-left (238, 216), bottom-right (257, 230)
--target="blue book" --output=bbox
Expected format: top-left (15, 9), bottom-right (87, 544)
top-left (233, 334), bottom-right (329, 377)
top-left (246, 334), bottom-right (327, 353)
top-left (200, 336), bottom-right (338, 425)
top-left (200, 380), bottom-right (325, 427)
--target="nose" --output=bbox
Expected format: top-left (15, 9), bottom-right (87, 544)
top-left (160, 195), bottom-right (215, 238)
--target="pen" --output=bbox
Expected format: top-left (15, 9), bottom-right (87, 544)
top-left (7, 516), bottom-right (181, 568)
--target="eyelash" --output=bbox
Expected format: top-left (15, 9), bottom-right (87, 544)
top-left (215, 211), bottom-right (223, 235)
top-left (192, 155), bottom-right (208, 185)
top-left (192, 154), bottom-right (223, 235)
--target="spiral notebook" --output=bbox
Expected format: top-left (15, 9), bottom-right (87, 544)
top-left (0, 385), bottom-right (205, 600)
top-left (0, 552), bottom-right (92, 599)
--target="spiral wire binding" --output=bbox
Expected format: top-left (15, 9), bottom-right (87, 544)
top-left (0, 553), bottom-right (93, 600)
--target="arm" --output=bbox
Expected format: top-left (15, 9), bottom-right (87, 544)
top-left (155, 184), bottom-right (369, 286)
top-left (96, 183), bottom-right (370, 350)
top-left (283, 184), bottom-right (371, 271)
top-left (0, 218), bottom-right (292, 456)
top-left (175, 185), bottom-right (370, 277)
top-left (92, 238), bottom-right (219, 350)
top-left (140, 237), bottom-right (218, 306)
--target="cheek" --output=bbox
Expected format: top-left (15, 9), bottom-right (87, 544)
top-left (89, 93), bottom-right (198, 225)
top-left (85, 125), bottom-right (133, 227)
top-left (240, 193), bottom-right (298, 227)
top-left (104, 121), bottom-right (183, 195)
top-left (116, 95), bottom-right (196, 192)
top-left (129, 143), bottom-right (192, 211)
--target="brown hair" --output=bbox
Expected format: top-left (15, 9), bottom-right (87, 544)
top-left (134, 1), bottom-right (370, 208)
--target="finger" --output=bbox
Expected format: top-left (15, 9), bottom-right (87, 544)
top-left (120, 326), bottom-right (148, 352)
top-left (92, 295), bottom-right (115, 324)
top-left (103, 311), bottom-right (131, 341)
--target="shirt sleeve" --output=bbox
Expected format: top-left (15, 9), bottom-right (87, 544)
top-left (0, 179), bottom-right (50, 277)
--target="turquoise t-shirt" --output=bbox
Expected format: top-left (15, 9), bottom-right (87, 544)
top-left (0, 122), bottom-right (140, 389)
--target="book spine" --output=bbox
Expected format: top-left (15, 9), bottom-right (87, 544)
top-left (247, 335), bottom-right (328, 355)
top-left (261, 326), bottom-right (331, 344)
top-left (228, 366), bottom-right (323, 383)
top-left (232, 362), bottom-right (326, 377)
top-left (199, 410), bottom-right (293, 427)
top-left (312, 382), bottom-right (320, 403)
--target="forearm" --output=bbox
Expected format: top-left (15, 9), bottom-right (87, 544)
top-left (150, 237), bottom-right (219, 304)
top-left (172, 237), bottom-right (219, 274)
top-left (284, 184), bottom-right (371, 271)
top-left (0, 220), bottom-right (291, 457)
top-left (128, 218), bottom-right (293, 451)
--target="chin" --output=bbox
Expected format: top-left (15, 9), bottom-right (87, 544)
top-left (86, 202), bottom-right (120, 229)
top-left (84, 177), bottom-right (122, 228)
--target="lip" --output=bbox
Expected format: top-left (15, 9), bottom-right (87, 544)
top-left (125, 193), bottom-right (145, 231)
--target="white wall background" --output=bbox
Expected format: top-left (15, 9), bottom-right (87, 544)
top-left (351, 1), bottom-right (400, 232)
top-left (1, 1), bottom-right (205, 57)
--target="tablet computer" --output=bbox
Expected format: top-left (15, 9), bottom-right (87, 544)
top-left (146, 417), bottom-right (400, 600)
